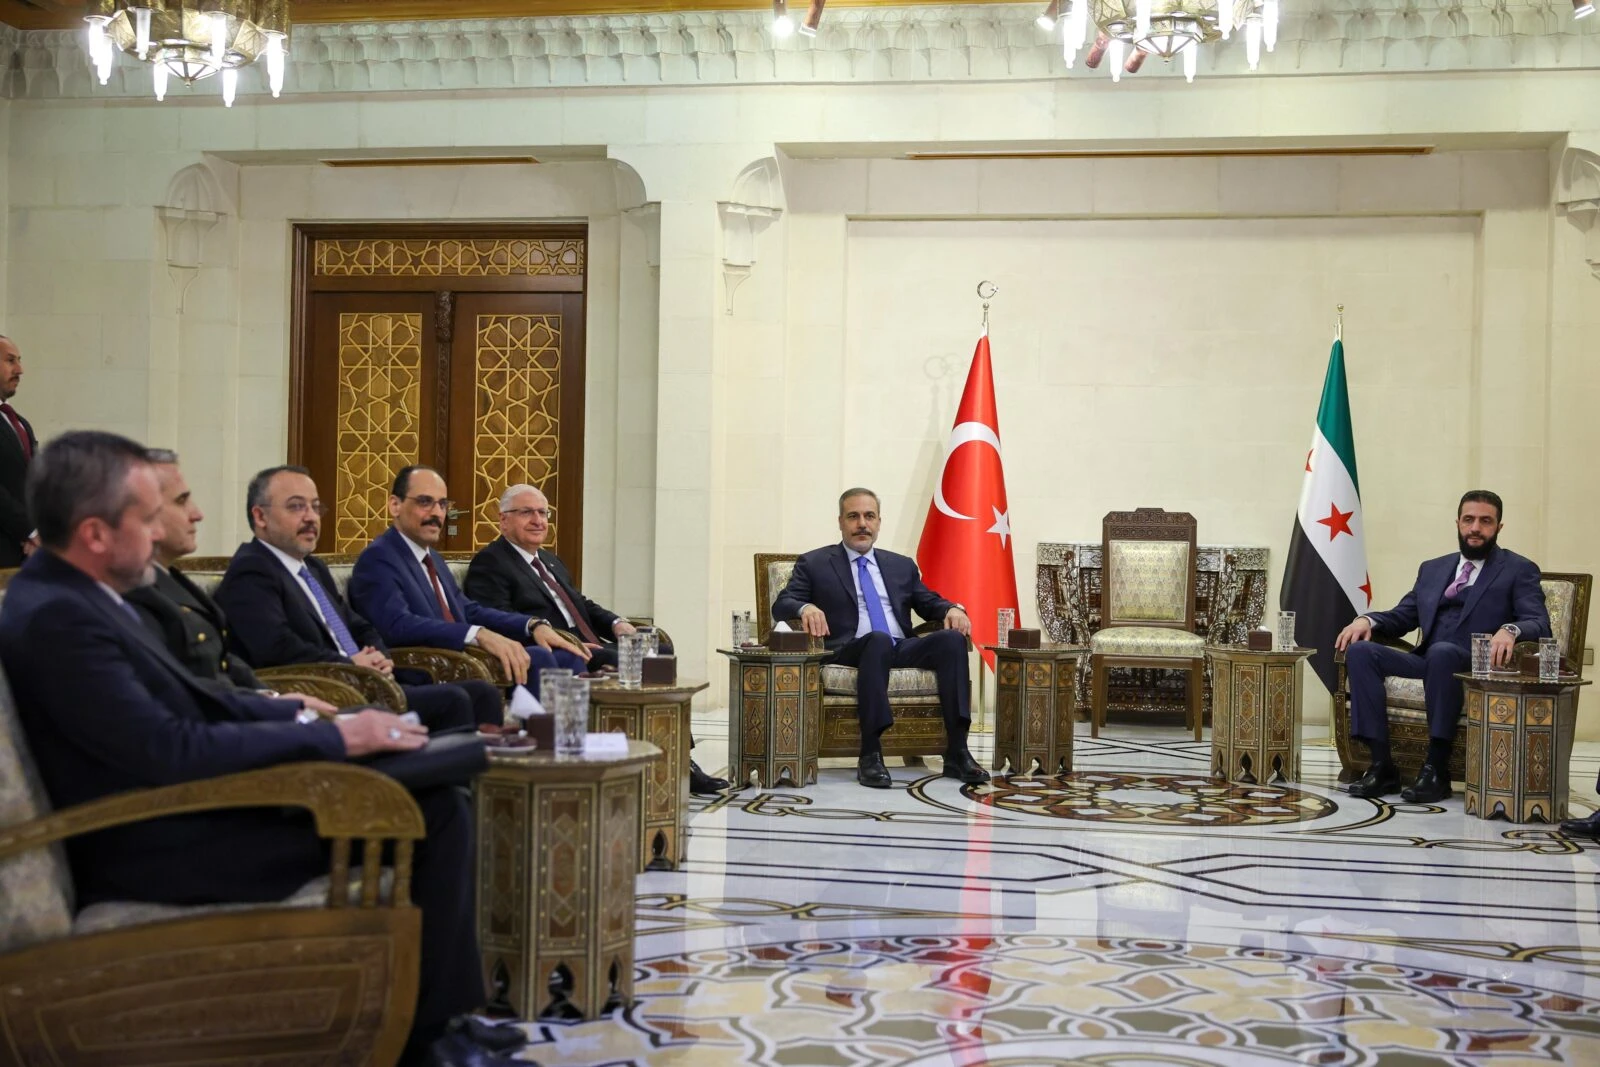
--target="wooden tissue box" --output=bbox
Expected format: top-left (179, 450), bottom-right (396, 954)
top-left (1006, 628), bottom-right (1041, 650)
top-left (642, 655), bottom-right (677, 686)
top-left (1246, 630), bottom-right (1273, 651)
top-left (766, 630), bottom-right (816, 653)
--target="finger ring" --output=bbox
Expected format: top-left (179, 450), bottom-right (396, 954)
top-left (388, 727), bottom-right (401, 740)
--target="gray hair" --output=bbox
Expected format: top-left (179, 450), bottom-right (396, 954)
top-left (245, 464), bottom-right (313, 529)
top-left (838, 487), bottom-right (881, 515)
top-left (498, 483), bottom-right (544, 513)
top-left (28, 431), bottom-right (155, 550)
top-left (145, 448), bottom-right (179, 466)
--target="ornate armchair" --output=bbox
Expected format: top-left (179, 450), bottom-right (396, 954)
top-left (0, 667), bottom-right (424, 1066)
top-left (754, 553), bottom-right (951, 760)
top-left (1089, 509), bottom-right (1206, 740)
top-left (1333, 570), bottom-right (1592, 782)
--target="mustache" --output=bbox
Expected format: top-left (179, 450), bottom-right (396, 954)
top-left (297, 523), bottom-right (318, 536)
top-left (421, 517), bottom-right (442, 528)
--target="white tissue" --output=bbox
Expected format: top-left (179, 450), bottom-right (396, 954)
top-left (507, 685), bottom-right (544, 720)
top-left (773, 621), bottom-right (793, 632)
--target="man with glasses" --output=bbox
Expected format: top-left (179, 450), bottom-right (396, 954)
top-left (213, 464), bottom-right (506, 730)
top-left (348, 465), bottom-right (587, 689)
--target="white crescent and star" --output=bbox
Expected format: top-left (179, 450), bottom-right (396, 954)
top-left (933, 420), bottom-right (1010, 546)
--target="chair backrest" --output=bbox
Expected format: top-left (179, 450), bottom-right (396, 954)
top-left (753, 553), bottom-right (801, 643)
top-left (1540, 571), bottom-right (1593, 676)
top-left (1100, 508), bottom-right (1198, 632)
top-left (179, 551), bottom-right (477, 601)
top-left (0, 663), bottom-right (76, 953)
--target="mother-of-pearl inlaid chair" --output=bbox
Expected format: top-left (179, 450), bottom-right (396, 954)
top-left (1090, 508), bottom-right (1206, 741)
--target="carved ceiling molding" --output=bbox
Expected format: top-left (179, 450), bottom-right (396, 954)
top-left (4, 1), bottom-right (1598, 99)
top-left (1556, 139), bottom-right (1600, 282)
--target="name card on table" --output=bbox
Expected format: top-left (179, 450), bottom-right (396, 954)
top-left (582, 732), bottom-right (631, 757)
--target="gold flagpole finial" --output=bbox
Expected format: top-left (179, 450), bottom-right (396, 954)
top-left (977, 280), bottom-right (998, 336)
top-left (1335, 304), bottom-right (1345, 342)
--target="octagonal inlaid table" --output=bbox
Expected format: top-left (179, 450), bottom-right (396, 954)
top-left (1206, 644), bottom-right (1314, 784)
top-left (719, 646), bottom-right (825, 790)
top-left (1459, 671), bottom-right (1592, 822)
top-left (984, 643), bottom-right (1086, 777)
top-left (588, 680), bottom-right (709, 871)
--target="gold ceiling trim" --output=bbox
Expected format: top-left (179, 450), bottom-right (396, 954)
top-left (904, 146), bottom-right (1439, 160)
top-left (321, 156), bottom-right (540, 167)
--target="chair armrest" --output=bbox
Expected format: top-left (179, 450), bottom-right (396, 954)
top-left (392, 646), bottom-right (498, 686)
top-left (0, 763), bottom-right (424, 865)
top-left (254, 671), bottom-right (365, 710)
top-left (1332, 633), bottom-right (1417, 694)
top-left (259, 663), bottom-right (407, 713)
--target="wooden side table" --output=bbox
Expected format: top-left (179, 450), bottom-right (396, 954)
top-left (1206, 645), bottom-right (1313, 784)
top-left (983, 644), bottom-right (1085, 776)
top-left (588, 681), bottom-right (709, 871)
top-left (719, 647), bottom-right (825, 789)
top-left (473, 740), bottom-right (661, 1020)
top-left (1460, 672), bottom-right (1591, 822)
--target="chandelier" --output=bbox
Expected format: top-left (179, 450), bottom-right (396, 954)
top-left (84, 1), bottom-right (289, 106)
top-left (1039, 0), bottom-right (1279, 82)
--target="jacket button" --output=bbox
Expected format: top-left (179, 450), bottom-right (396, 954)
top-left (197, 633), bottom-right (207, 642)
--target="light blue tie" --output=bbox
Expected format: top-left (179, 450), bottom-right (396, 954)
top-left (856, 556), bottom-right (895, 641)
top-left (300, 564), bottom-right (361, 657)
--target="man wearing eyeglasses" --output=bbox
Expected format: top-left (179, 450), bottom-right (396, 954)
top-left (213, 465), bottom-right (506, 730)
top-left (347, 466), bottom-right (588, 689)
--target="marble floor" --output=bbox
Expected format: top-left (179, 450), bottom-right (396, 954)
top-left (514, 717), bottom-right (1600, 1066)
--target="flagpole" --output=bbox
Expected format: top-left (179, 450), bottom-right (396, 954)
top-left (973, 280), bottom-right (999, 736)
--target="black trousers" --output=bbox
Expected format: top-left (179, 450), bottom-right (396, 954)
top-left (401, 679), bottom-right (504, 729)
top-left (826, 629), bottom-right (970, 743)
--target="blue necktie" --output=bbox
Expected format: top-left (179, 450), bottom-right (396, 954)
top-left (856, 556), bottom-right (895, 641)
top-left (300, 564), bottom-right (361, 657)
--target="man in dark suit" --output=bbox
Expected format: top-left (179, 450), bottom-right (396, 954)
top-left (0, 335), bottom-right (37, 567)
top-left (464, 482), bottom-right (728, 795)
top-left (348, 465), bottom-right (587, 688)
top-left (1336, 490), bottom-right (1550, 803)
top-left (772, 487), bottom-right (988, 789)
top-left (214, 464), bottom-right (504, 731)
top-left (0, 431), bottom-right (510, 1067)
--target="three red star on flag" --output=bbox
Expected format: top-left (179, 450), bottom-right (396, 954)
top-left (1316, 502), bottom-right (1355, 541)
top-left (1359, 573), bottom-right (1373, 607)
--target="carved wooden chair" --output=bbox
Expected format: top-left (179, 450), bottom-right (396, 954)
top-left (754, 552), bottom-right (951, 760)
top-left (1333, 570), bottom-right (1592, 783)
top-left (1089, 509), bottom-right (1206, 740)
top-left (0, 666), bottom-right (424, 1066)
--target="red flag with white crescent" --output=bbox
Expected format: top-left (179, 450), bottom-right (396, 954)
top-left (916, 334), bottom-right (1020, 671)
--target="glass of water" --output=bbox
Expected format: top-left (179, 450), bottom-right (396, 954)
top-left (997, 608), bottom-right (1015, 648)
top-left (1275, 611), bottom-right (1296, 652)
top-left (1470, 633), bottom-right (1493, 677)
top-left (617, 633), bottom-right (646, 689)
top-left (636, 626), bottom-right (660, 657)
top-left (731, 611), bottom-right (750, 647)
top-left (1539, 637), bottom-right (1561, 682)
top-left (555, 676), bottom-right (589, 756)
top-left (539, 668), bottom-right (573, 719)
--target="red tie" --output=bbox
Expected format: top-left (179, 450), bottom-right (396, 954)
top-left (422, 554), bottom-right (456, 623)
top-left (529, 553), bottom-right (601, 644)
top-left (1, 404), bottom-right (30, 460)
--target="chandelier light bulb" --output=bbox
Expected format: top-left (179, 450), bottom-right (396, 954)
top-left (266, 32), bottom-right (286, 97)
top-left (1264, 0), bottom-right (1280, 51)
top-left (1219, 0), bottom-right (1233, 39)
top-left (222, 66), bottom-right (238, 107)
top-left (1575, 0), bottom-right (1594, 17)
top-left (152, 60), bottom-right (167, 101)
top-left (87, 17), bottom-right (113, 86)
top-left (211, 11), bottom-right (229, 67)
top-left (1245, 16), bottom-right (1263, 70)
top-left (1135, 0), bottom-right (1152, 40)
top-left (1037, 0), bottom-right (1060, 31)
top-left (134, 7), bottom-right (152, 59)
top-left (771, 0), bottom-right (795, 37)
top-left (1183, 40), bottom-right (1198, 81)
top-left (1109, 36), bottom-right (1125, 81)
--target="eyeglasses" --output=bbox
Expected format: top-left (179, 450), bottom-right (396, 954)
top-left (269, 501), bottom-right (325, 517)
top-left (502, 506), bottom-right (556, 521)
top-left (403, 495), bottom-right (454, 512)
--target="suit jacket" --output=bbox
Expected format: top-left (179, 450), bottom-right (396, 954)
top-left (771, 543), bottom-right (955, 652)
top-left (0, 405), bottom-right (36, 567)
top-left (128, 564), bottom-right (261, 689)
top-left (216, 539), bottom-right (388, 669)
top-left (1367, 546), bottom-right (1550, 649)
top-left (347, 526), bottom-right (533, 651)
top-left (0, 550), bottom-right (342, 906)
top-left (463, 537), bottom-right (620, 641)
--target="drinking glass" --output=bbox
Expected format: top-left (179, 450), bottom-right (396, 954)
top-left (636, 626), bottom-right (660, 657)
top-left (741, 611), bottom-right (754, 645)
top-left (617, 633), bottom-right (646, 689)
top-left (556, 676), bottom-right (589, 756)
top-left (1539, 637), bottom-right (1561, 682)
top-left (1470, 633), bottom-right (1493, 677)
top-left (731, 611), bottom-right (750, 647)
top-left (996, 608), bottom-right (1016, 649)
top-left (1275, 611), bottom-right (1296, 652)
top-left (539, 668), bottom-right (573, 719)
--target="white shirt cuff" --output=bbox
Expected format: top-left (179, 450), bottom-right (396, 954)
top-left (464, 625), bottom-right (482, 646)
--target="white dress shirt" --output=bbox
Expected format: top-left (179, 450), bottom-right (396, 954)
top-left (508, 542), bottom-right (576, 627)
top-left (1450, 554), bottom-right (1484, 591)
top-left (400, 532), bottom-right (480, 645)
top-left (843, 545), bottom-right (907, 640)
top-left (259, 539), bottom-right (348, 657)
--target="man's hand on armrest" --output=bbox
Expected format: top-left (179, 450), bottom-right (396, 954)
top-left (335, 709), bottom-right (428, 758)
top-left (474, 628), bottom-right (531, 685)
top-left (1334, 616), bottom-right (1373, 652)
top-left (799, 605), bottom-right (830, 638)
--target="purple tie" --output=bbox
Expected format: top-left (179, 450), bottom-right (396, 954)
top-left (1444, 560), bottom-right (1474, 599)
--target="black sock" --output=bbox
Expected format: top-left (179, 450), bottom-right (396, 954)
top-left (1427, 738), bottom-right (1453, 770)
top-left (1363, 736), bottom-right (1392, 765)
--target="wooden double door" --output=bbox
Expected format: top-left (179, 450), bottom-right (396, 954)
top-left (292, 228), bottom-right (586, 573)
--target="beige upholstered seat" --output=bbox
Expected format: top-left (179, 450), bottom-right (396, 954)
top-left (1090, 509), bottom-right (1206, 740)
top-left (821, 664), bottom-right (939, 697)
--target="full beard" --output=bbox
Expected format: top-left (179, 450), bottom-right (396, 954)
top-left (1458, 531), bottom-right (1498, 561)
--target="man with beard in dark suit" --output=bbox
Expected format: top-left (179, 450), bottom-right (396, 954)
top-left (0, 336), bottom-right (37, 566)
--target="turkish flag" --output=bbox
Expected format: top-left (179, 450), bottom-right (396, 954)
top-left (916, 334), bottom-right (1019, 671)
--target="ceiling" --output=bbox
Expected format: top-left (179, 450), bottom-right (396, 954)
top-left (0, 0), bottom-right (969, 32)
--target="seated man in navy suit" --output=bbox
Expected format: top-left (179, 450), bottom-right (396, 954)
top-left (0, 431), bottom-right (512, 1067)
top-left (348, 465), bottom-right (587, 689)
top-left (1336, 490), bottom-right (1549, 803)
top-left (214, 464), bottom-right (505, 731)
top-left (772, 487), bottom-right (988, 790)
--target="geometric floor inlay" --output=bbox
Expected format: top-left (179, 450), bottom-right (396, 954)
top-left (967, 772), bottom-right (1339, 826)
top-left (525, 934), bottom-right (1600, 1066)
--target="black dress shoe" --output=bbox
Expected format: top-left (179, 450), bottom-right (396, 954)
top-left (424, 1032), bottom-right (521, 1067)
top-left (857, 751), bottom-right (892, 789)
top-left (1559, 811), bottom-right (1600, 839)
top-left (1400, 763), bottom-right (1452, 803)
top-left (1346, 761), bottom-right (1401, 798)
top-left (447, 1017), bottom-right (527, 1053)
top-left (942, 749), bottom-right (991, 785)
top-left (689, 759), bottom-right (730, 795)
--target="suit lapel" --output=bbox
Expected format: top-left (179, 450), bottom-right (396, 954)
top-left (426, 548), bottom-right (465, 619)
top-left (504, 539), bottom-right (551, 612)
top-left (1459, 549), bottom-right (1504, 623)
top-left (388, 529), bottom-right (439, 613)
top-left (827, 547), bottom-right (860, 629)
top-left (80, 576), bottom-right (218, 699)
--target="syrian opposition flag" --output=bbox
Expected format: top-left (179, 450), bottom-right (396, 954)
top-left (916, 333), bottom-right (1019, 671)
top-left (1281, 336), bottom-right (1371, 695)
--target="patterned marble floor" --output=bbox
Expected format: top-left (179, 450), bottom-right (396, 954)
top-left (511, 718), bottom-right (1600, 1066)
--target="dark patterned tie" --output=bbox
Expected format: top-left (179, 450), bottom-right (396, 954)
top-left (423, 554), bottom-right (456, 623)
top-left (300, 565), bottom-right (361, 656)
top-left (1444, 560), bottom-right (1474, 599)
top-left (529, 554), bottom-right (601, 644)
top-left (1, 404), bottom-right (30, 460)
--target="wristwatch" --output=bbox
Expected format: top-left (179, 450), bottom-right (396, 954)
top-left (295, 707), bottom-right (321, 725)
top-left (525, 617), bottom-right (549, 637)
top-left (1500, 623), bottom-right (1522, 639)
